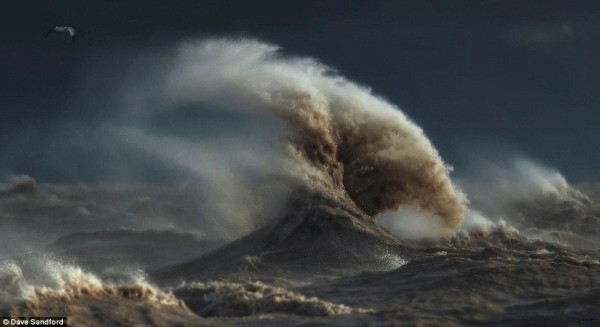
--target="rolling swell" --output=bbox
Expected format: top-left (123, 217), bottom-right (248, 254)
top-left (154, 192), bottom-right (407, 282)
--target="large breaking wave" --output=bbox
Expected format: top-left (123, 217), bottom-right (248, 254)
top-left (155, 38), bottom-right (467, 231)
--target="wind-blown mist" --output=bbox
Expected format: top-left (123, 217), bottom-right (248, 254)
top-left (457, 157), bottom-right (585, 218)
top-left (130, 38), bottom-right (467, 230)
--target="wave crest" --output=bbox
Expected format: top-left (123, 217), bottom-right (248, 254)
top-left (173, 280), bottom-right (370, 317)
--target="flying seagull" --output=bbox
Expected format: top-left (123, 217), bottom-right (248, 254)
top-left (44, 26), bottom-right (76, 41)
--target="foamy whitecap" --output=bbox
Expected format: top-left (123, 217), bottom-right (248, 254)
top-left (0, 259), bottom-right (182, 309)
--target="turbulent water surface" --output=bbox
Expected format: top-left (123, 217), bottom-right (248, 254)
top-left (1, 39), bottom-right (599, 326)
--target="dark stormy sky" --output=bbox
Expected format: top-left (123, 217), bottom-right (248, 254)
top-left (1, 1), bottom-right (599, 183)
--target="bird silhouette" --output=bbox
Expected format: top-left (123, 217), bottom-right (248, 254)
top-left (44, 26), bottom-right (76, 42)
